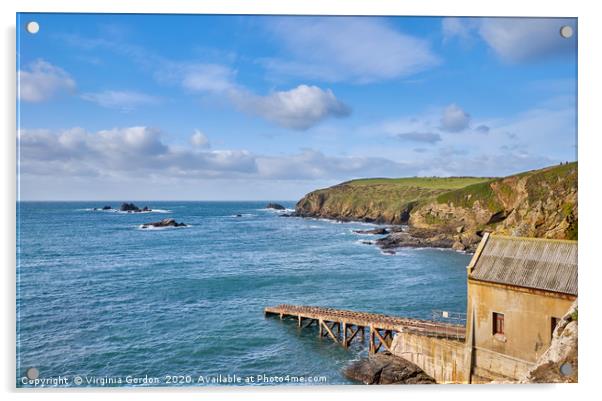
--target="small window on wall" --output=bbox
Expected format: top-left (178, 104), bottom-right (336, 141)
top-left (493, 312), bottom-right (505, 335)
top-left (551, 317), bottom-right (560, 339)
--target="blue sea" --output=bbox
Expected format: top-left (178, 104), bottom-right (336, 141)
top-left (16, 201), bottom-right (470, 387)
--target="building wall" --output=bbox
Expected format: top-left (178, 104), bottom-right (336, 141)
top-left (466, 278), bottom-right (576, 381)
top-left (390, 332), bottom-right (468, 383)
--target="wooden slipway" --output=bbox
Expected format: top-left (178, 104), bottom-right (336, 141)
top-left (265, 304), bottom-right (465, 354)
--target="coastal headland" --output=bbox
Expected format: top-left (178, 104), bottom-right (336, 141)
top-left (295, 162), bottom-right (577, 252)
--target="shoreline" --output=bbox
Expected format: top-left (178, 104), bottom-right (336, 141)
top-left (288, 211), bottom-right (477, 254)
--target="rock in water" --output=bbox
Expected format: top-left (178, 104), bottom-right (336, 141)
top-left (140, 218), bottom-right (187, 229)
top-left (120, 202), bottom-right (141, 212)
top-left (102, 205), bottom-right (112, 210)
top-left (266, 203), bottom-right (286, 210)
top-left (343, 353), bottom-right (435, 384)
top-left (353, 228), bottom-right (389, 235)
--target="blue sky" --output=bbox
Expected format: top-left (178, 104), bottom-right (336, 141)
top-left (17, 14), bottom-right (577, 200)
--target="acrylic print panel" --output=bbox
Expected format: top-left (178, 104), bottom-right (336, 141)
top-left (16, 13), bottom-right (578, 387)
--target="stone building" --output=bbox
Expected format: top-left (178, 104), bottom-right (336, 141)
top-left (391, 233), bottom-right (578, 383)
top-left (465, 233), bottom-right (578, 382)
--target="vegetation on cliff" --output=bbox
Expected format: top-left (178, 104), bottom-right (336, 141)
top-left (296, 162), bottom-right (577, 251)
top-left (295, 177), bottom-right (492, 224)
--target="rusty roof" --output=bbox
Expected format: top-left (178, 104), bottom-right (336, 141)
top-left (468, 234), bottom-right (577, 296)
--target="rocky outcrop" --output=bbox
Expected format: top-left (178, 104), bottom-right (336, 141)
top-left (343, 353), bottom-right (435, 384)
top-left (140, 218), bottom-right (187, 229)
top-left (297, 163), bottom-right (577, 253)
top-left (521, 301), bottom-right (578, 383)
top-left (120, 202), bottom-right (151, 212)
top-left (353, 228), bottom-right (389, 235)
top-left (266, 203), bottom-right (286, 210)
top-left (295, 183), bottom-right (438, 224)
top-left (405, 162), bottom-right (577, 251)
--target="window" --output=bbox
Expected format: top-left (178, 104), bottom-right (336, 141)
top-left (551, 317), bottom-right (560, 339)
top-left (493, 312), bottom-right (505, 335)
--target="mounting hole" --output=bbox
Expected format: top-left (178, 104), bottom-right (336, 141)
top-left (26, 21), bottom-right (40, 34)
top-left (560, 362), bottom-right (573, 376)
top-left (560, 25), bottom-right (573, 39)
top-left (26, 367), bottom-right (39, 380)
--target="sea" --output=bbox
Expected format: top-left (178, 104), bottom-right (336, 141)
top-left (16, 201), bottom-right (470, 387)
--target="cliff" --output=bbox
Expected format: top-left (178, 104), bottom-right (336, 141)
top-left (296, 162), bottom-right (577, 252)
top-left (295, 177), bottom-right (492, 224)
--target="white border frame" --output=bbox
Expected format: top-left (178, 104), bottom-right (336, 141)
top-left (3, 1), bottom-right (600, 401)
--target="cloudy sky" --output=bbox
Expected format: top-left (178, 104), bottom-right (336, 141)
top-left (17, 14), bottom-right (577, 200)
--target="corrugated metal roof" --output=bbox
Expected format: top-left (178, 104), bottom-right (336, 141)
top-left (469, 235), bottom-right (577, 295)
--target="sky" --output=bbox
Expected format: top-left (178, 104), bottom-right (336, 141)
top-left (17, 14), bottom-right (577, 201)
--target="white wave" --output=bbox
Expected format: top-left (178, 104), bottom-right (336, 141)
top-left (229, 213), bottom-right (255, 218)
top-left (137, 224), bottom-right (190, 230)
top-left (81, 207), bottom-right (172, 214)
top-left (354, 239), bottom-right (375, 246)
top-left (115, 209), bottom-right (172, 214)
top-left (259, 207), bottom-right (295, 214)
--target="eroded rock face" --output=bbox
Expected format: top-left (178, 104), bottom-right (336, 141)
top-left (343, 353), bottom-right (435, 384)
top-left (409, 163), bottom-right (577, 250)
top-left (140, 218), bottom-right (187, 229)
top-left (296, 163), bottom-right (576, 253)
top-left (521, 301), bottom-right (578, 383)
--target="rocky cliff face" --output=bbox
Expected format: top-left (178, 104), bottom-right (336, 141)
top-left (295, 177), bottom-right (491, 225)
top-left (296, 184), bottom-right (435, 224)
top-left (296, 163), bottom-right (577, 252)
top-left (409, 162), bottom-right (577, 251)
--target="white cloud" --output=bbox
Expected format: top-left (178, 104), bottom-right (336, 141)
top-left (18, 126), bottom-right (255, 178)
top-left (18, 59), bottom-right (76, 102)
top-left (256, 149), bottom-right (413, 180)
top-left (441, 17), bottom-right (475, 43)
top-left (480, 18), bottom-right (576, 63)
top-left (442, 17), bottom-right (576, 63)
top-left (190, 129), bottom-right (210, 148)
top-left (156, 60), bottom-right (349, 130)
top-left (265, 17), bottom-right (440, 83)
top-left (18, 127), bottom-right (417, 182)
top-left (81, 90), bottom-right (161, 111)
top-left (440, 104), bottom-right (471, 132)
top-left (396, 132), bottom-right (442, 143)
top-left (231, 85), bottom-right (350, 130)
top-left (374, 103), bottom-right (476, 143)
top-left (178, 64), bottom-right (237, 93)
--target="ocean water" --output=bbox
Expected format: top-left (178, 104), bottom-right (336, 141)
top-left (16, 201), bottom-right (470, 387)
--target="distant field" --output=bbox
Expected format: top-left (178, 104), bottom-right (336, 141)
top-left (342, 177), bottom-right (494, 189)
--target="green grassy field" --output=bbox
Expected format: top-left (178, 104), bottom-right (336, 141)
top-left (342, 176), bottom-right (494, 189)
top-left (298, 163), bottom-right (577, 228)
top-left (299, 176), bottom-right (495, 223)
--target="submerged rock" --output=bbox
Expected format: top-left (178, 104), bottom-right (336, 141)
top-left (140, 218), bottom-right (187, 229)
top-left (343, 353), bottom-right (435, 384)
top-left (353, 228), bottom-right (389, 235)
top-left (266, 203), bottom-right (286, 210)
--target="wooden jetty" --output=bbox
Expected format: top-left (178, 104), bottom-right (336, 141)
top-left (264, 304), bottom-right (465, 354)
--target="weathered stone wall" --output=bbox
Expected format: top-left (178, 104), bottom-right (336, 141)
top-left (390, 332), bottom-right (468, 383)
top-left (466, 279), bottom-right (575, 382)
